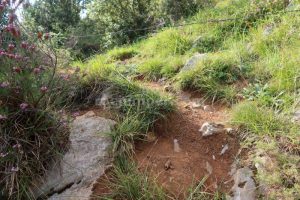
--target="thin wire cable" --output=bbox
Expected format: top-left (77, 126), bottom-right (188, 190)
top-left (54, 8), bottom-right (300, 39)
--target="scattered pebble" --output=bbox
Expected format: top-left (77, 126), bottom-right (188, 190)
top-left (220, 144), bottom-right (229, 155)
top-left (225, 128), bottom-right (234, 134)
top-left (203, 105), bottom-right (213, 112)
top-left (164, 159), bottom-right (173, 171)
top-left (206, 161), bottom-right (213, 175)
top-left (191, 102), bottom-right (202, 109)
top-left (173, 139), bottom-right (181, 153)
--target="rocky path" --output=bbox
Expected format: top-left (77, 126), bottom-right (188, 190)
top-left (35, 81), bottom-right (255, 200)
top-left (135, 82), bottom-right (241, 199)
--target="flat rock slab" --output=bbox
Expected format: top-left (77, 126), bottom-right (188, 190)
top-left (33, 111), bottom-right (116, 199)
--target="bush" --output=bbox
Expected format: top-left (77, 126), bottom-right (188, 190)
top-left (87, 0), bottom-right (158, 49)
top-left (141, 28), bottom-right (192, 57)
top-left (0, 3), bottom-right (72, 198)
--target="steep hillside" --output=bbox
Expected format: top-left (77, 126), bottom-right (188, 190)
top-left (74, 0), bottom-right (300, 199)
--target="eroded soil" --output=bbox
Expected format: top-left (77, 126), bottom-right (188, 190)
top-left (135, 82), bottom-right (240, 199)
top-left (91, 82), bottom-right (241, 199)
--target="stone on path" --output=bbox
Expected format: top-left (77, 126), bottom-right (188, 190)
top-left (220, 144), bottom-right (229, 155)
top-left (33, 111), bottom-right (116, 200)
top-left (205, 161), bottom-right (213, 175)
top-left (173, 139), bottom-right (181, 153)
top-left (199, 122), bottom-right (225, 137)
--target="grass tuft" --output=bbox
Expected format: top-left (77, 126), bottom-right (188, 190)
top-left (102, 156), bottom-right (167, 200)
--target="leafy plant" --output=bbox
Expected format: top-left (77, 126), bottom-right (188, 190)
top-left (0, 2), bottom-right (72, 199)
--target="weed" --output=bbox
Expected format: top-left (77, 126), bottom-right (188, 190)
top-left (141, 28), bottom-right (192, 57)
top-left (107, 46), bottom-right (138, 62)
top-left (138, 58), bottom-right (165, 80)
top-left (101, 156), bottom-right (167, 200)
top-left (186, 176), bottom-right (225, 200)
top-left (231, 101), bottom-right (286, 136)
top-left (0, 110), bottom-right (68, 199)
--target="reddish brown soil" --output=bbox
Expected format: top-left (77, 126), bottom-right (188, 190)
top-left (135, 82), bottom-right (240, 199)
top-left (91, 168), bottom-right (114, 199)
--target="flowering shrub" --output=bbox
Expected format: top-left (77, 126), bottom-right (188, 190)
top-left (0, 1), bottom-right (71, 198)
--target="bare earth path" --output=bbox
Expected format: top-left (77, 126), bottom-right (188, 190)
top-left (135, 82), bottom-right (240, 199)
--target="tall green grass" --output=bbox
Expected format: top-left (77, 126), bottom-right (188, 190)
top-left (101, 155), bottom-right (167, 200)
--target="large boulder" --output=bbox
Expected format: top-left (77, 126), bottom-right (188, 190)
top-left (180, 53), bottom-right (207, 72)
top-left (33, 111), bottom-right (116, 199)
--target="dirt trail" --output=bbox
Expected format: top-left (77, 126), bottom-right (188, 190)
top-left (135, 82), bottom-right (240, 199)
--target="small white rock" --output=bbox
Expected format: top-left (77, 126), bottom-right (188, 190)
top-left (206, 161), bottom-right (213, 175)
top-left (220, 144), bottom-right (229, 155)
top-left (199, 122), bottom-right (225, 137)
top-left (173, 139), bottom-right (181, 153)
top-left (191, 102), bottom-right (202, 109)
top-left (225, 128), bottom-right (234, 134)
top-left (203, 105), bottom-right (213, 112)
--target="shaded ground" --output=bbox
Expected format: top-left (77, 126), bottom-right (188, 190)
top-left (134, 82), bottom-right (240, 199)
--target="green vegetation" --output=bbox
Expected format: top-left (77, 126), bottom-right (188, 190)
top-left (186, 176), bottom-right (225, 200)
top-left (73, 49), bottom-right (174, 199)
top-left (72, 0), bottom-right (300, 199)
top-left (3, 0), bottom-right (300, 199)
top-left (101, 156), bottom-right (167, 200)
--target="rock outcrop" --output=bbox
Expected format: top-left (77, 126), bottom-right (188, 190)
top-left (33, 111), bottom-right (116, 200)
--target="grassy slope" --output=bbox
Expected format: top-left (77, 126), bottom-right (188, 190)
top-left (75, 0), bottom-right (300, 199)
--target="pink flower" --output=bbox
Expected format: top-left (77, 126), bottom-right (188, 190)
top-left (7, 53), bottom-right (14, 59)
top-left (28, 45), bottom-right (36, 51)
top-left (0, 4), bottom-right (5, 12)
top-left (0, 152), bottom-right (8, 158)
top-left (72, 112), bottom-right (80, 118)
top-left (20, 103), bottom-right (28, 110)
top-left (33, 67), bottom-right (41, 74)
top-left (13, 66), bottom-right (21, 73)
top-left (13, 144), bottom-right (21, 148)
top-left (6, 23), bottom-right (14, 32)
top-left (40, 86), bottom-right (48, 93)
top-left (21, 41), bottom-right (28, 49)
top-left (14, 54), bottom-right (22, 60)
top-left (0, 115), bottom-right (7, 120)
top-left (0, 81), bottom-right (10, 88)
top-left (11, 166), bottom-right (19, 172)
top-left (8, 13), bottom-right (16, 23)
top-left (44, 33), bottom-right (50, 40)
top-left (8, 43), bottom-right (14, 51)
